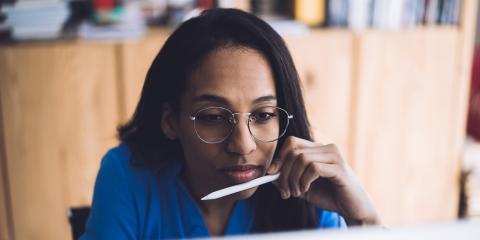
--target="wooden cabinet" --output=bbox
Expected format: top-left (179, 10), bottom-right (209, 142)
top-left (117, 29), bottom-right (170, 122)
top-left (286, 30), bottom-right (354, 161)
top-left (0, 43), bottom-right (121, 239)
top-left (0, 1), bottom-right (477, 239)
top-left (0, 141), bottom-right (12, 240)
top-left (351, 27), bottom-right (462, 223)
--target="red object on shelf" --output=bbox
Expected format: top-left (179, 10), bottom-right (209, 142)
top-left (198, 0), bottom-right (215, 9)
top-left (94, 0), bottom-right (115, 10)
top-left (467, 45), bottom-right (480, 140)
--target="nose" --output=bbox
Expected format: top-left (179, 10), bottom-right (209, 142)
top-left (226, 114), bottom-right (256, 155)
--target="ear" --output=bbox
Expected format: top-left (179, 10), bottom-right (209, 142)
top-left (161, 104), bottom-right (178, 140)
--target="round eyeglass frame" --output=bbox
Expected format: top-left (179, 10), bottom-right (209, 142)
top-left (189, 106), bottom-right (293, 144)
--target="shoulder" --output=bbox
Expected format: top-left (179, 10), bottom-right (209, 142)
top-left (317, 209), bottom-right (347, 229)
top-left (101, 143), bottom-right (132, 168)
top-left (98, 143), bottom-right (182, 193)
top-left (100, 143), bottom-right (160, 178)
top-left (100, 144), bottom-right (131, 170)
top-left (81, 145), bottom-right (139, 239)
top-left (98, 144), bottom-right (134, 184)
top-left (82, 144), bottom-right (168, 239)
top-left (96, 144), bottom-right (164, 196)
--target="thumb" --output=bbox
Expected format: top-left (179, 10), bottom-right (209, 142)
top-left (267, 160), bottom-right (279, 174)
top-left (267, 163), bottom-right (277, 174)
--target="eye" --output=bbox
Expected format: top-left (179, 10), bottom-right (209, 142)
top-left (251, 111), bottom-right (276, 123)
top-left (197, 113), bottom-right (227, 123)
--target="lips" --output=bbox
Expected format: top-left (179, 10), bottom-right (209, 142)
top-left (220, 165), bottom-right (261, 184)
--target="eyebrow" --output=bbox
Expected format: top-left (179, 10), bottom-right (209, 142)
top-left (192, 94), bottom-right (277, 106)
top-left (252, 95), bottom-right (277, 104)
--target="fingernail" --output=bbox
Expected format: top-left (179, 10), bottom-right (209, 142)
top-left (293, 190), bottom-right (298, 197)
top-left (281, 190), bottom-right (287, 199)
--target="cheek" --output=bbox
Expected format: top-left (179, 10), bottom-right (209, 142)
top-left (177, 124), bottom-right (224, 167)
top-left (185, 142), bottom-right (223, 162)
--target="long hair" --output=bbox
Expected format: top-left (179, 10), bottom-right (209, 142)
top-left (118, 8), bottom-right (318, 232)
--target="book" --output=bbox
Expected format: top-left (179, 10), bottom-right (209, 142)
top-left (294, 0), bottom-right (326, 27)
top-left (326, 0), bottom-right (349, 27)
top-left (348, 0), bottom-right (371, 30)
top-left (3, 0), bottom-right (69, 40)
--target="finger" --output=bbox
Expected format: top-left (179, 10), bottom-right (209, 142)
top-left (291, 152), bottom-right (339, 196)
top-left (268, 148), bottom-right (327, 174)
top-left (267, 158), bottom-right (279, 174)
top-left (300, 162), bottom-right (338, 194)
top-left (269, 137), bottom-right (313, 174)
top-left (288, 152), bottom-right (310, 197)
top-left (318, 144), bottom-right (345, 164)
top-left (321, 143), bottom-right (340, 153)
top-left (278, 148), bottom-right (301, 199)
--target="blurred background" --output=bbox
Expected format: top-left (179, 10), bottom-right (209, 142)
top-left (0, 0), bottom-right (479, 239)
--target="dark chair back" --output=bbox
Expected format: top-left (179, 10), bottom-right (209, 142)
top-left (68, 206), bottom-right (91, 240)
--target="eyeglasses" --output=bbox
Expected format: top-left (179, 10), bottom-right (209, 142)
top-left (189, 106), bottom-right (293, 144)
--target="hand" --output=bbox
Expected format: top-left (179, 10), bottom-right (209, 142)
top-left (267, 136), bottom-right (381, 226)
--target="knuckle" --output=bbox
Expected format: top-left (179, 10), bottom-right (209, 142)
top-left (285, 136), bottom-right (295, 145)
top-left (287, 149), bottom-right (298, 161)
top-left (286, 136), bottom-right (302, 147)
top-left (306, 162), bottom-right (316, 175)
top-left (329, 143), bottom-right (340, 152)
top-left (335, 154), bottom-right (345, 165)
top-left (298, 153), bottom-right (309, 165)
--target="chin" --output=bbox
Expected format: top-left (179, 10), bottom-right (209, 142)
top-left (231, 186), bottom-right (258, 200)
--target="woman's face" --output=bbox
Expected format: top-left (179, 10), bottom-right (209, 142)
top-left (172, 47), bottom-right (278, 200)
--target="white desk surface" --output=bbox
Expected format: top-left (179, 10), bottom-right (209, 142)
top-left (217, 220), bottom-right (480, 240)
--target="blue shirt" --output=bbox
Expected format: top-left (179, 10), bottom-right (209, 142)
top-left (81, 144), bottom-right (346, 239)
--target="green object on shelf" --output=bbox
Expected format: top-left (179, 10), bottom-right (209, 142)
top-left (94, 6), bottom-right (124, 25)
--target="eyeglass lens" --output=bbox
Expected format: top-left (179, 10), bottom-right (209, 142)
top-left (193, 106), bottom-right (290, 143)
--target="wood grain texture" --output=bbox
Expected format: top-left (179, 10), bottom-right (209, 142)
top-left (0, 107), bottom-right (13, 240)
top-left (118, 28), bottom-right (171, 123)
top-left (285, 30), bottom-right (354, 161)
top-left (350, 27), bottom-right (461, 224)
top-left (0, 42), bottom-right (120, 239)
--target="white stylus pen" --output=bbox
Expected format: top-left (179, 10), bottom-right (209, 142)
top-left (201, 173), bottom-right (280, 200)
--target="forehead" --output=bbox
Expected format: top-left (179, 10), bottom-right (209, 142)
top-left (186, 47), bottom-right (276, 107)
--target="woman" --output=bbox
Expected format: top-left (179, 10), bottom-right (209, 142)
top-left (81, 8), bottom-right (380, 239)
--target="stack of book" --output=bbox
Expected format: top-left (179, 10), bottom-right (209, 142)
top-left (78, 2), bottom-right (145, 40)
top-left (2, 0), bottom-right (70, 40)
top-left (293, 0), bottom-right (461, 30)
